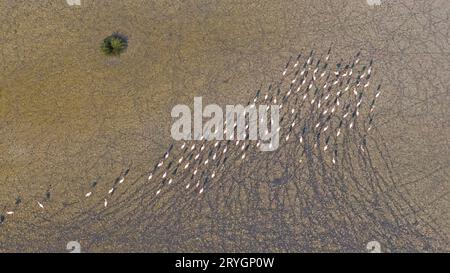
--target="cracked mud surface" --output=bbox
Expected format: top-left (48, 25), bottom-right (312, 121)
top-left (0, 0), bottom-right (449, 252)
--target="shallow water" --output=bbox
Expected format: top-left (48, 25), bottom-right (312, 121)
top-left (0, 0), bottom-right (449, 252)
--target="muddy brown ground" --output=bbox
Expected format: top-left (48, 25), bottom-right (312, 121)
top-left (0, 0), bottom-right (449, 252)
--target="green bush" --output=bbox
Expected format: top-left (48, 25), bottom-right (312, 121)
top-left (101, 33), bottom-right (128, 56)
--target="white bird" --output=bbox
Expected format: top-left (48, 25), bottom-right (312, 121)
top-left (85, 192), bottom-right (92, 197)
top-left (37, 202), bottom-right (44, 209)
top-left (357, 99), bottom-right (363, 107)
